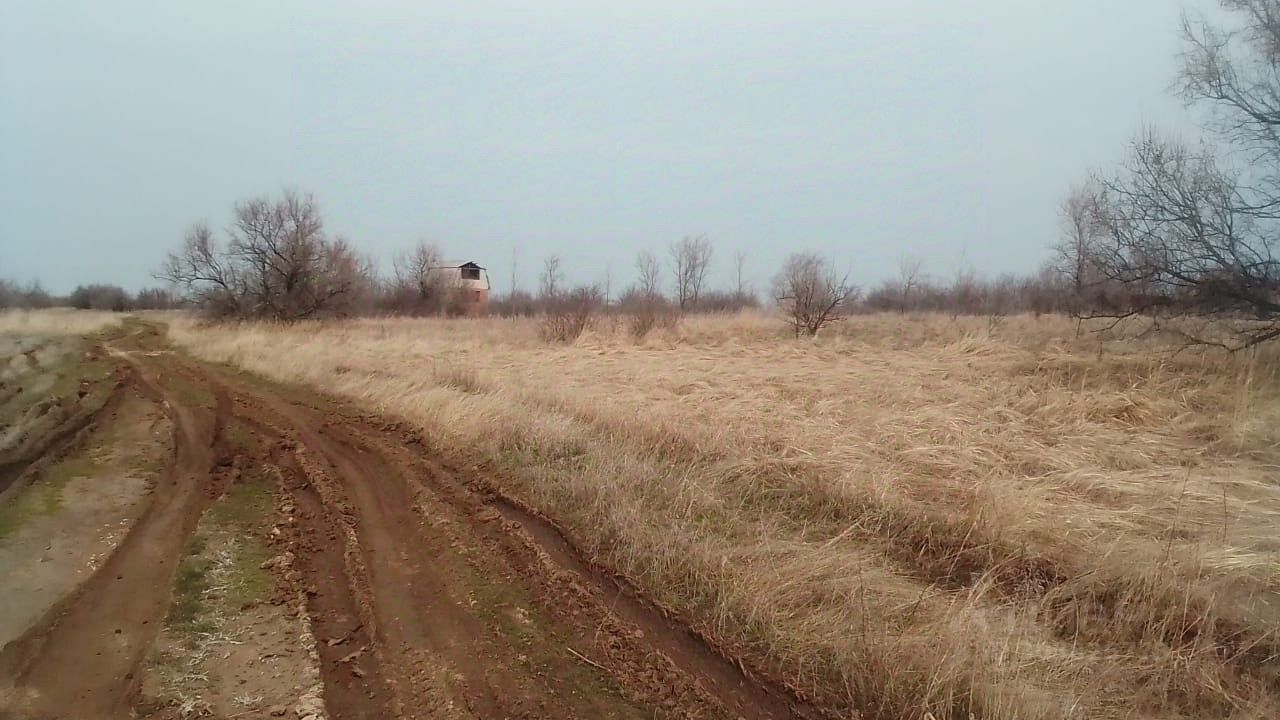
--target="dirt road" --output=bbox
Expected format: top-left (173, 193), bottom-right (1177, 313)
top-left (0, 323), bottom-right (815, 720)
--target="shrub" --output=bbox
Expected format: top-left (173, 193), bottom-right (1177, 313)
top-left (539, 285), bottom-right (602, 343)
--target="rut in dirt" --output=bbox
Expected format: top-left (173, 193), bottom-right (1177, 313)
top-left (0, 348), bottom-right (230, 720)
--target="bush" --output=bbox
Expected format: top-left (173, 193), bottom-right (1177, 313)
top-left (69, 284), bottom-right (131, 312)
top-left (540, 285), bottom-right (602, 343)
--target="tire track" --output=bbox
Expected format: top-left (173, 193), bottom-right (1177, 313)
top-left (0, 348), bottom-right (229, 720)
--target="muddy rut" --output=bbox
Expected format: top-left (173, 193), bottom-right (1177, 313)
top-left (0, 326), bottom-right (814, 720)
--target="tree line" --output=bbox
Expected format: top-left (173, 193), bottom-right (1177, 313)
top-left (143, 188), bottom-right (1084, 339)
top-left (10, 3), bottom-right (1278, 345)
top-left (3, 185), bottom-right (1076, 341)
top-left (0, 279), bottom-right (181, 312)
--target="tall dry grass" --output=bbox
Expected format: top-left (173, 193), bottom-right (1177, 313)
top-left (171, 311), bottom-right (1280, 719)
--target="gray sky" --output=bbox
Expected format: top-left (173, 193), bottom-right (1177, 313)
top-left (2, 1), bottom-right (1213, 295)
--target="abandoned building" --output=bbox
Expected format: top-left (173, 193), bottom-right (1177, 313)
top-left (429, 261), bottom-right (490, 315)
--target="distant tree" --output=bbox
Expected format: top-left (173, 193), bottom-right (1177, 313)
top-left (0, 279), bottom-right (59, 309)
top-left (539, 255), bottom-right (564, 300)
top-left (134, 287), bottom-right (182, 310)
top-left (773, 252), bottom-right (860, 337)
top-left (895, 255), bottom-right (925, 312)
top-left (622, 250), bottom-right (676, 338)
top-left (949, 266), bottom-right (980, 319)
top-left (10, 280), bottom-right (53, 309)
top-left (490, 289), bottom-right (539, 317)
top-left (733, 250), bottom-right (750, 297)
top-left (160, 191), bottom-right (368, 320)
top-left (635, 250), bottom-right (662, 300)
top-left (689, 289), bottom-right (760, 313)
top-left (669, 235), bottom-right (713, 310)
top-left (70, 284), bottom-right (130, 311)
top-left (389, 241), bottom-right (449, 315)
top-left (1058, 183), bottom-right (1100, 313)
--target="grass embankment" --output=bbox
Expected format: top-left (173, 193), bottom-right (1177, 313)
top-left (171, 311), bottom-right (1280, 720)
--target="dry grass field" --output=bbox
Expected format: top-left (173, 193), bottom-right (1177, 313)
top-left (170, 311), bottom-right (1280, 720)
top-left (0, 308), bottom-right (124, 338)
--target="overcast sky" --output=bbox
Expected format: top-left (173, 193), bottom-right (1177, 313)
top-left (1, 1), bottom-right (1217, 294)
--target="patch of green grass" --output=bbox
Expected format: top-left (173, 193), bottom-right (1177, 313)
top-left (167, 535), bottom-right (217, 639)
top-left (0, 454), bottom-right (99, 539)
top-left (36, 455), bottom-right (95, 515)
top-left (0, 498), bottom-right (35, 540)
top-left (43, 351), bottom-right (113, 401)
top-left (209, 471), bottom-right (273, 528)
top-left (162, 470), bottom-right (277, 646)
top-left (464, 560), bottom-right (649, 719)
top-left (208, 471), bottom-right (275, 608)
top-left (224, 422), bottom-right (255, 453)
top-left (166, 374), bottom-right (215, 409)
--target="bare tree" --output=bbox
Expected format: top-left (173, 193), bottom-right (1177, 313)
top-left (635, 250), bottom-right (662, 300)
top-left (159, 223), bottom-right (243, 317)
top-left (1059, 184), bottom-right (1097, 304)
top-left (390, 241), bottom-right (447, 315)
top-left (626, 249), bottom-right (677, 339)
top-left (159, 191), bottom-right (367, 320)
top-left (669, 235), bottom-right (713, 310)
top-left (773, 252), bottom-right (860, 337)
top-left (134, 287), bottom-right (181, 310)
top-left (1075, 3), bottom-right (1280, 348)
top-left (734, 250), bottom-right (750, 298)
top-left (70, 284), bottom-right (130, 311)
top-left (603, 259), bottom-right (613, 307)
top-left (1086, 130), bottom-right (1280, 346)
top-left (539, 255), bottom-right (563, 300)
top-left (895, 255), bottom-right (925, 312)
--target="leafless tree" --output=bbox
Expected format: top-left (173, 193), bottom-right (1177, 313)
top-left (603, 260), bottom-right (613, 307)
top-left (948, 266), bottom-right (981, 320)
top-left (1058, 183), bottom-right (1100, 309)
top-left (635, 250), bottom-right (662, 299)
top-left (159, 191), bottom-right (367, 320)
top-left (70, 284), bottom-right (130, 311)
top-left (622, 250), bottom-right (675, 338)
top-left (895, 255), bottom-right (925, 312)
top-left (773, 252), bottom-right (860, 337)
top-left (1086, 130), bottom-right (1280, 346)
top-left (134, 287), bottom-right (181, 310)
top-left (669, 235), bottom-right (713, 310)
top-left (734, 250), bottom-right (750, 297)
top-left (1073, 3), bottom-right (1280, 348)
top-left (159, 223), bottom-right (243, 317)
top-left (390, 241), bottom-right (448, 314)
top-left (539, 255), bottom-right (563, 300)
top-left (8, 281), bottom-right (51, 309)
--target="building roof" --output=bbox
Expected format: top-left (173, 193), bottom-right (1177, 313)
top-left (432, 261), bottom-right (486, 270)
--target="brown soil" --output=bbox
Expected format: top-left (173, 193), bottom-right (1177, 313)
top-left (0, 393), bottom-right (167, 647)
top-left (0, 322), bottom-right (818, 720)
